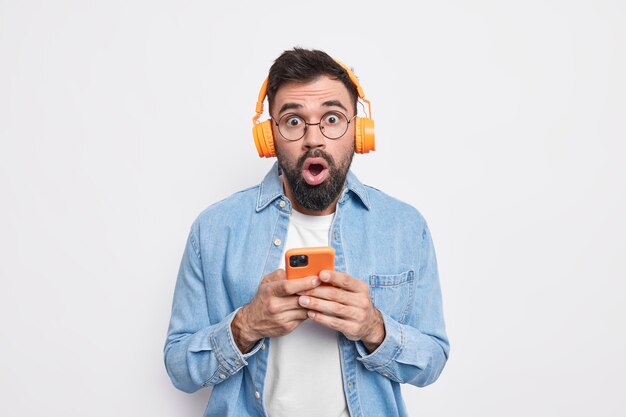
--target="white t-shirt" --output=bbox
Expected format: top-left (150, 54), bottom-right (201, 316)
top-left (264, 209), bottom-right (349, 417)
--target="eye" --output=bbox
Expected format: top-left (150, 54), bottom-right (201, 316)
top-left (284, 115), bottom-right (303, 127)
top-left (323, 112), bottom-right (342, 125)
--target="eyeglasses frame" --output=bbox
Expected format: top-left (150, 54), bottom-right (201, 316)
top-left (271, 110), bottom-right (358, 142)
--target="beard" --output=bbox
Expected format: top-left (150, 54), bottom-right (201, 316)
top-left (277, 148), bottom-right (354, 212)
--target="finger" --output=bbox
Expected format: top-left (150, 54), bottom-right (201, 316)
top-left (318, 270), bottom-right (367, 293)
top-left (276, 307), bottom-right (310, 322)
top-left (299, 295), bottom-right (355, 319)
top-left (306, 310), bottom-right (354, 337)
top-left (300, 286), bottom-right (358, 307)
top-left (265, 294), bottom-right (304, 314)
top-left (272, 275), bottom-right (320, 297)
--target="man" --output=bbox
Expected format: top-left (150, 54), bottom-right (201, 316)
top-left (164, 47), bottom-right (449, 417)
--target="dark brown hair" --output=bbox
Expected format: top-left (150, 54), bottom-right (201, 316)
top-left (267, 47), bottom-right (359, 114)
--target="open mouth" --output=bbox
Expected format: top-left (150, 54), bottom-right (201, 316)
top-left (301, 158), bottom-right (330, 186)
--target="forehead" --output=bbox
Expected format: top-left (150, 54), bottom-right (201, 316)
top-left (273, 76), bottom-right (352, 114)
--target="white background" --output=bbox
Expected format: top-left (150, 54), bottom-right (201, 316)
top-left (1, 1), bottom-right (625, 416)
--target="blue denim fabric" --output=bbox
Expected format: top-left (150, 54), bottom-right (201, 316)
top-left (164, 163), bottom-right (449, 417)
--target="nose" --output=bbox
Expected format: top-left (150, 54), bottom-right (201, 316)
top-left (301, 123), bottom-right (326, 150)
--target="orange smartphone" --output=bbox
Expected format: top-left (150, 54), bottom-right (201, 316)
top-left (285, 246), bottom-right (335, 280)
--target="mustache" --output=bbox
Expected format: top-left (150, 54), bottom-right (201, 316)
top-left (296, 149), bottom-right (336, 170)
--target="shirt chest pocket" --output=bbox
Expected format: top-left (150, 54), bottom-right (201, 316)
top-left (369, 270), bottom-right (415, 324)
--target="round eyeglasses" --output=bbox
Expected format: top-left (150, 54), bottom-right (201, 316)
top-left (273, 111), bottom-right (356, 141)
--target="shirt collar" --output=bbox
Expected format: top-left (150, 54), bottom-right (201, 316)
top-left (255, 161), bottom-right (371, 212)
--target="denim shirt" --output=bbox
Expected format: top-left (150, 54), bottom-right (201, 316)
top-left (164, 163), bottom-right (449, 417)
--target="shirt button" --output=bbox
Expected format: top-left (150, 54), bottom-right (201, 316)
top-left (273, 239), bottom-right (281, 246)
top-left (260, 342), bottom-right (266, 350)
top-left (348, 380), bottom-right (353, 390)
top-left (219, 373), bottom-right (226, 379)
top-left (254, 391), bottom-right (261, 399)
top-left (235, 359), bottom-right (242, 366)
top-left (279, 200), bottom-right (286, 208)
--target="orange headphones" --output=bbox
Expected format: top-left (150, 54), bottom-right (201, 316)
top-left (251, 60), bottom-right (376, 158)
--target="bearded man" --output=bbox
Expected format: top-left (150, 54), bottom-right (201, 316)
top-left (164, 47), bottom-right (449, 417)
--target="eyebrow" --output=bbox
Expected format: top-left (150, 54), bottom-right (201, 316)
top-left (322, 100), bottom-right (348, 112)
top-left (277, 100), bottom-right (349, 115)
top-left (278, 103), bottom-right (303, 114)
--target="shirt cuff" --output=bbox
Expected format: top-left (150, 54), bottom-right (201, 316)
top-left (355, 311), bottom-right (404, 372)
top-left (206, 308), bottom-right (265, 384)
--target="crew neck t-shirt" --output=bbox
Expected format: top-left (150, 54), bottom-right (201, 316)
top-left (264, 209), bottom-right (349, 417)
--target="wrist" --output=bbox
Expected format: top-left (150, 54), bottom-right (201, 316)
top-left (362, 309), bottom-right (385, 353)
top-left (231, 305), bottom-right (259, 353)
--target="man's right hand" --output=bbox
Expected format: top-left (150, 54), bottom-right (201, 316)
top-left (231, 269), bottom-right (321, 353)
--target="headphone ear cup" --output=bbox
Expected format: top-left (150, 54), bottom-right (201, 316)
top-left (354, 117), bottom-right (376, 154)
top-left (252, 120), bottom-right (276, 158)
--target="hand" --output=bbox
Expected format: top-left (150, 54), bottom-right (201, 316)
top-left (298, 270), bottom-right (386, 353)
top-left (231, 269), bottom-right (321, 353)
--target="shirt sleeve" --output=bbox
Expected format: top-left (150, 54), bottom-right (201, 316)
top-left (163, 226), bottom-right (264, 393)
top-left (355, 224), bottom-right (450, 387)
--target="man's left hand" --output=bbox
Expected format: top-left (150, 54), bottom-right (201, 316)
top-left (298, 270), bottom-right (385, 353)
